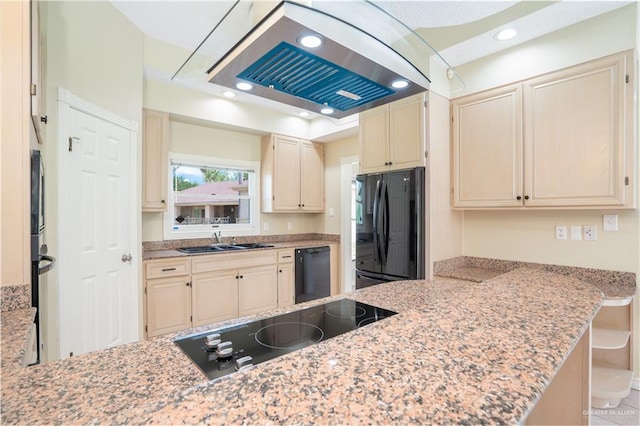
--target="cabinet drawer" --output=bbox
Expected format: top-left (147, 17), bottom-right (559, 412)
top-left (192, 250), bottom-right (278, 274)
top-left (277, 249), bottom-right (294, 264)
top-left (145, 258), bottom-right (190, 279)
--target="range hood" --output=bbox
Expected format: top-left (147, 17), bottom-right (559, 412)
top-left (204, 1), bottom-right (431, 119)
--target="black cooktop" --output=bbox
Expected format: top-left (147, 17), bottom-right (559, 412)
top-left (174, 298), bottom-right (397, 380)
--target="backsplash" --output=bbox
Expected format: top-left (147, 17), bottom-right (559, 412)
top-left (0, 284), bottom-right (30, 312)
top-left (143, 233), bottom-right (340, 251)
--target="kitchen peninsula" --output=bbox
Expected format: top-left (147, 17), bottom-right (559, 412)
top-left (0, 269), bottom-right (614, 424)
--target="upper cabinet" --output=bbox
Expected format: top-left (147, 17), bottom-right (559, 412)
top-left (30, 0), bottom-right (44, 144)
top-left (451, 84), bottom-right (523, 208)
top-left (359, 93), bottom-right (426, 174)
top-left (1, 0), bottom-right (31, 287)
top-left (142, 109), bottom-right (168, 212)
top-left (261, 134), bottom-right (324, 213)
top-left (451, 51), bottom-right (635, 209)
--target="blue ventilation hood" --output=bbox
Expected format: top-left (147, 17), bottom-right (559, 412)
top-left (206, 1), bottom-right (431, 119)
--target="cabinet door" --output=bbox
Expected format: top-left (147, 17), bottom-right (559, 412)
top-left (359, 105), bottom-right (389, 173)
top-left (238, 264), bottom-right (278, 316)
top-left (146, 276), bottom-right (191, 337)
top-left (273, 135), bottom-right (301, 211)
top-left (452, 84), bottom-right (524, 208)
top-left (389, 94), bottom-right (425, 170)
top-left (300, 141), bottom-right (324, 212)
top-left (524, 52), bottom-right (631, 207)
top-left (277, 250), bottom-right (295, 308)
top-left (142, 109), bottom-right (168, 212)
top-left (30, 0), bottom-right (44, 144)
top-left (191, 270), bottom-right (239, 327)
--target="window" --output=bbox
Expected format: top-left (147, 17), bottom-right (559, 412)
top-left (164, 153), bottom-right (260, 239)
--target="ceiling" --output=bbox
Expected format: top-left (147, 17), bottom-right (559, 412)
top-left (111, 0), bottom-right (632, 119)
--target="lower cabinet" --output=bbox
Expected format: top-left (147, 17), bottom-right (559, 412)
top-left (238, 264), bottom-right (278, 316)
top-left (146, 276), bottom-right (191, 337)
top-left (191, 270), bottom-right (239, 327)
top-left (145, 250), bottom-right (281, 337)
top-left (277, 249), bottom-right (295, 308)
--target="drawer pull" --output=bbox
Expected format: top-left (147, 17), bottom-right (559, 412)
top-left (281, 255), bottom-right (292, 258)
top-left (161, 267), bottom-right (177, 272)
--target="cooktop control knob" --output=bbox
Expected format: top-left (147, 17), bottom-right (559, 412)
top-left (205, 333), bottom-right (221, 350)
top-left (235, 356), bottom-right (253, 371)
top-left (216, 341), bottom-right (233, 358)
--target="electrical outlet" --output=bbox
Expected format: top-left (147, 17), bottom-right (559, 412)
top-left (555, 226), bottom-right (567, 240)
top-left (570, 226), bottom-right (582, 241)
top-left (287, 222), bottom-right (292, 231)
top-left (603, 214), bottom-right (618, 231)
top-left (584, 225), bottom-right (597, 241)
top-left (263, 222), bottom-right (269, 231)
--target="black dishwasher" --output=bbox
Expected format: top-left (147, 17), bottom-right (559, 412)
top-left (295, 246), bottom-right (330, 303)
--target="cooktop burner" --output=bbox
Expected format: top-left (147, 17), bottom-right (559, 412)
top-left (174, 298), bottom-right (397, 380)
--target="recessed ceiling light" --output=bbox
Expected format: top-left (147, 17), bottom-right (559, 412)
top-left (298, 34), bottom-right (323, 48)
top-left (495, 28), bottom-right (517, 41)
top-left (222, 91), bottom-right (235, 98)
top-left (236, 82), bottom-right (253, 91)
top-left (298, 111), bottom-right (310, 118)
top-left (390, 79), bottom-right (409, 89)
top-left (320, 106), bottom-right (334, 115)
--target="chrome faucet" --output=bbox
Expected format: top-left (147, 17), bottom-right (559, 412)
top-left (212, 231), bottom-right (221, 245)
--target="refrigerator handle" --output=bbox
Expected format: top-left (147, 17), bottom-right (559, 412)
top-left (372, 178), bottom-right (382, 264)
top-left (380, 180), bottom-right (389, 264)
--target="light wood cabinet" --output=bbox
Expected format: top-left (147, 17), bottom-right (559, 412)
top-left (359, 93), bottom-right (426, 174)
top-left (238, 264), bottom-right (278, 316)
top-left (452, 50), bottom-right (634, 209)
top-left (145, 250), bottom-right (280, 336)
top-left (261, 134), bottom-right (324, 213)
top-left (142, 109), bottom-right (168, 212)
top-left (30, 0), bottom-right (44, 144)
top-left (1, 0), bottom-right (31, 288)
top-left (523, 53), bottom-right (633, 207)
top-left (277, 250), bottom-right (295, 308)
top-left (144, 258), bottom-right (191, 337)
top-left (451, 84), bottom-right (523, 208)
top-left (191, 270), bottom-right (238, 326)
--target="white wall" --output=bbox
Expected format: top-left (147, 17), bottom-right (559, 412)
top-left (42, 0), bottom-right (144, 362)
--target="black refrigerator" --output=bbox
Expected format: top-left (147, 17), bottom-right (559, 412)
top-left (355, 167), bottom-right (425, 289)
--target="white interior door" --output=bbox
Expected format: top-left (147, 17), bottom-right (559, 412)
top-left (59, 105), bottom-right (138, 358)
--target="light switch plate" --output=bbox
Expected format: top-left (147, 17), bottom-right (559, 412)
top-left (556, 225), bottom-right (567, 240)
top-left (570, 226), bottom-right (582, 240)
top-left (603, 214), bottom-right (618, 231)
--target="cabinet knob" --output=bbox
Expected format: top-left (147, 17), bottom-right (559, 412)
top-left (279, 269), bottom-right (282, 273)
top-left (524, 195), bottom-right (530, 200)
top-left (516, 196), bottom-right (522, 200)
top-left (384, 162), bottom-right (389, 166)
top-left (161, 200), bottom-right (165, 204)
top-left (388, 162), bottom-right (393, 165)
top-left (240, 275), bottom-right (243, 279)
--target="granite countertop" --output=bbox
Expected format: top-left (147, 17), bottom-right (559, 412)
top-left (143, 239), bottom-right (338, 261)
top-left (1, 269), bottom-right (604, 424)
top-left (1, 307), bottom-right (36, 368)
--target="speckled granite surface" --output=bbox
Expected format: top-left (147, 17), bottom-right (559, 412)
top-left (1, 269), bottom-right (603, 425)
top-left (435, 256), bottom-right (636, 299)
top-left (0, 284), bottom-right (30, 312)
top-left (1, 308), bottom-right (35, 368)
top-left (143, 239), bottom-right (339, 260)
top-left (143, 233), bottom-right (340, 252)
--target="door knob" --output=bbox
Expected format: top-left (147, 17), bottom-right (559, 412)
top-left (121, 253), bottom-right (132, 262)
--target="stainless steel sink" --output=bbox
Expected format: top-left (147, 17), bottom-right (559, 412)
top-left (232, 243), bottom-right (274, 249)
top-left (177, 245), bottom-right (246, 254)
top-left (176, 243), bottom-right (274, 254)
